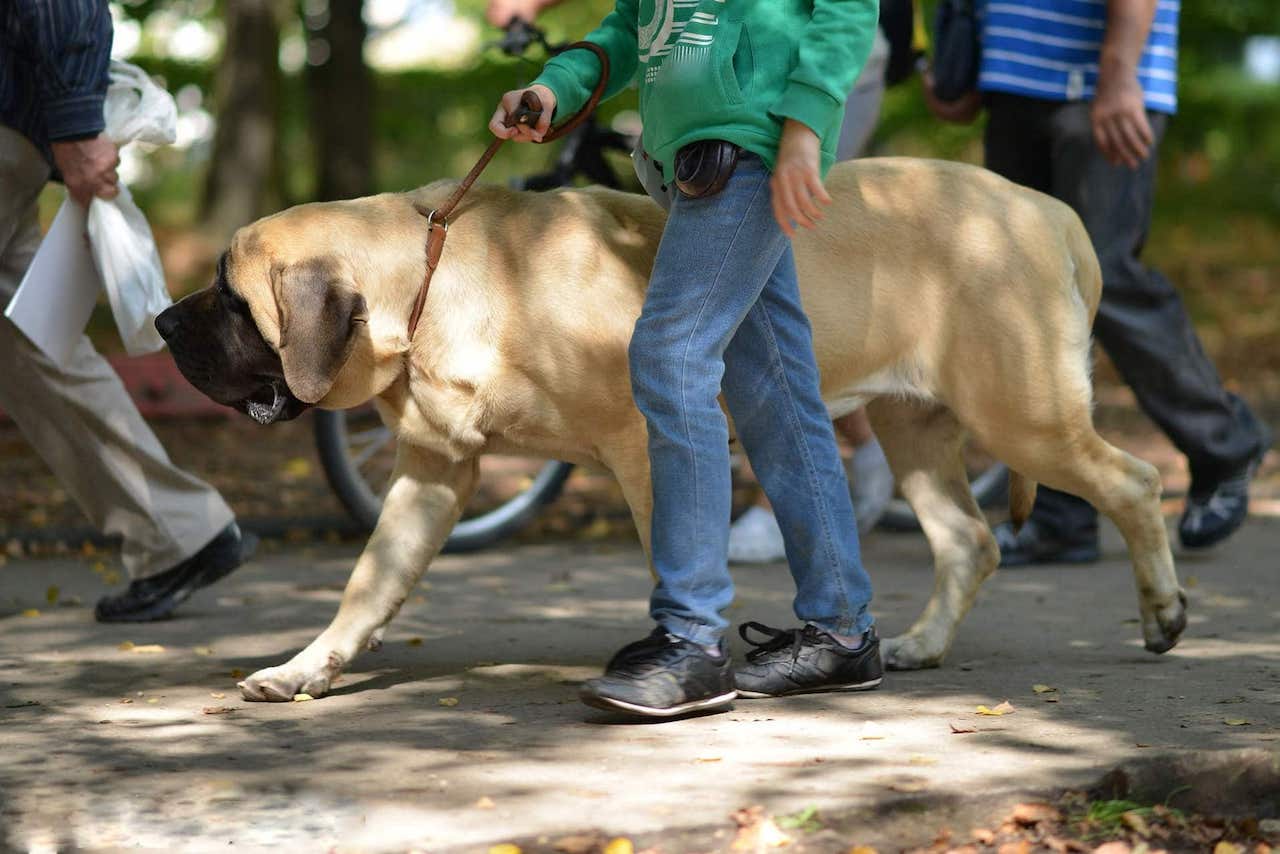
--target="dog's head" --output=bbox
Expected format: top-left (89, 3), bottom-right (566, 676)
top-left (156, 211), bottom-right (371, 424)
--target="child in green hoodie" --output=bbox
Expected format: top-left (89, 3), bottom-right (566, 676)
top-left (490, 0), bottom-right (883, 718)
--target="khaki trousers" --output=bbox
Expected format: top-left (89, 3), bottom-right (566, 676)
top-left (0, 125), bottom-right (233, 580)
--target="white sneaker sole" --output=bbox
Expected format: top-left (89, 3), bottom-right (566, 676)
top-left (736, 676), bottom-right (883, 699)
top-left (580, 690), bottom-right (738, 718)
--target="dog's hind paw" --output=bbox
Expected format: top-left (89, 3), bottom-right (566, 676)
top-left (882, 634), bottom-right (945, 671)
top-left (238, 662), bottom-right (335, 702)
top-left (1142, 589), bottom-right (1188, 655)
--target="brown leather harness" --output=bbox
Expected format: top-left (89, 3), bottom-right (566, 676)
top-left (406, 42), bottom-right (611, 340)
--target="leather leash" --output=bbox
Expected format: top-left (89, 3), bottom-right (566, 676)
top-left (407, 41), bottom-right (610, 339)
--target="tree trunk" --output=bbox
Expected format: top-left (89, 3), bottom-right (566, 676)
top-left (201, 0), bottom-right (284, 239)
top-left (304, 0), bottom-right (373, 201)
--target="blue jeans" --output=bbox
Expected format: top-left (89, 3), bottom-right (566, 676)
top-left (628, 154), bottom-right (875, 646)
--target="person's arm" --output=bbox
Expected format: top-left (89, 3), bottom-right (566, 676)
top-left (489, 0), bottom-right (639, 142)
top-left (1092, 0), bottom-right (1158, 169)
top-left (14, 0), bottom-right (119, 203)
top-left (485, 0), bottom-right (566, 28)
top-left (769, 0), bottom-right (879, 236)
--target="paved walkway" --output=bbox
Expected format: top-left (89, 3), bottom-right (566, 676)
top-left (1, 519), bottom-right (1277, 852)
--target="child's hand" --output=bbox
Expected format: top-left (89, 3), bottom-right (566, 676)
top-left (489, 85), bottom-right (556, 142)
top-left (771, 119), bottom-right (832, 238)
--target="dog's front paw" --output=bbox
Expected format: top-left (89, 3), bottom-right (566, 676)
top-left (882, 634), bottom-right (944, 671)
top-left (238, 652), bottom-right (344, 702)
top-left (1142, 589), bottom-right (1188, 654)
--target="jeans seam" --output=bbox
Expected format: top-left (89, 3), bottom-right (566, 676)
top-left (671, 172), bottom-right (772, 591)
top-left (751, 296), bottom-right (853, 631)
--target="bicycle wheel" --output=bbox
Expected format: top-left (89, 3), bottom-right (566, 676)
top-left (313, 407), bottom-right (574, 552)
top-left (877, 451), bottom-right (1009, 532)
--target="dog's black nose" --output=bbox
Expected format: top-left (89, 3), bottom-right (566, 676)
top-left (154, 307), bottom-right (179, 340)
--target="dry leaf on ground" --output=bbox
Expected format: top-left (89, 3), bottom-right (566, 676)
top-left (976, 701), bottom-right (1016, 716)
top-left (438, 697), bottom-right (459, 707)
top-left (950, 721), bottom-right (978, 733)
top-left (1224, 719), bottom-right (1251, 726)
top-left (474, 796), bottom-right (495, 809)
top-left (1033, 684), bottom-right (1058, 694)
top-left (488, 845), bottom-right (521, 854)
top-left (292, 693), bottom-right (314, 702)
top-left (1011, 803), bottom-right (1063, 826)
top-left (202, 706), bottom-right (236, 715)
top-left (731, 806), bottom-right (793, 851)
top-left (603, 838), bottom-right (634, 854)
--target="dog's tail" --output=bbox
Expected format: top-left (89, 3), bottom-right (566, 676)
top-left (1007, 470), bottom-right (1037, 532)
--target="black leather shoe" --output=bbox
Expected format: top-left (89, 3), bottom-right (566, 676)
top-left (1179, 445), bottom-right (1268, 549)
top-left (95, 523), bottom-right (257, 623)
top-left (994, 518), bottom-right (1099, 567)
top-left (734, 622), bottom-right (882, 698)
top-left (579, 627), bottom-right (736, 717)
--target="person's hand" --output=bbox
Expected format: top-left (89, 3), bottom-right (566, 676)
top-left (50, 133), bottom-right (120, 207)
top-left (1091, 61), bottom-right (1153, 169)
top-left (485, 0), bottom-right (552, 27)
top-left (771, 119), bottom-right (831, 238)
top-left (920, 67), bottom-right (983, 124)
top-left (488, 84), bottom-right (556, 142)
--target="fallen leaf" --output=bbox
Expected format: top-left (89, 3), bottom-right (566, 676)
top-left (1033, 684), bottom-right (1058, 694)
top-left (293, 693), bottom-right (314, 702)
top-left (21, 608), bottom-right (40, 618)
top-left (1092, 843), bottom-right (1132, 854)
top-left (129, 644), bottom-right (166, 654)
top-left (950, 721), bottom-right (978, 733)
top-left (604, 838), bottom-right (634, 854)
top-left (972, 829), bottom-right (997, 845)
top-left (1012, 802), bottom-right (1062, 826)
top-left (1122, 811), bottom-right (1151, 838)
top-left (908, 755), bottom-right (938, 766)
top-left (118, 641), bottom-right (135, 651)
top-left (976, 701), bottom-right (1016, 716)
top-left (998, 842), bottom-right (1032, 854)
top-left (438, 697), bottom-right (459, 707)
top-left (847, 847), bottom-right (878, 854)
top-left (406, 637), bottom-right (423, 646)
top-left (1224, 719), bottom-right (1251, 726)
top-left (230, 668), bottom-right (246, 679)
top-left (210, 692), bottom-right (226, 700)
top-left (695, 756), bottom-right (722, 763)
top-left (281, 457), bottom-right (312, 479)
top-left (554, 834), bottom-right (604, 854)
top-left (731, 806), bottom-right (793, 851)
top-left (474, 796), bottom-right (495, 809)
top-left (859, 721), bottom-right (887, 740)
top-left (146, 698), bottom-right (158, 704)
top-left (119, 698), bottom-right (133, 704)
top-left (194, 646), bottom-right (214, 656)
top-left (45, 586), bottom-right (59, 605)
top-left (203, 706), bottom-right (236, 715)
top-left (488, 846), bottom-right (522, 854)
top-left (1214, 844), bottom-right (1243, 854)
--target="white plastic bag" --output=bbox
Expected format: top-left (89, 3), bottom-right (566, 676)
top-left (86, 61), bottom-right (178, 356)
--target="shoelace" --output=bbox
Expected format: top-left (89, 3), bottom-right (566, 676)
top-left (738, 621), bottom-right (811, 664)
top-left (610, 631), bottom-right (701, 676)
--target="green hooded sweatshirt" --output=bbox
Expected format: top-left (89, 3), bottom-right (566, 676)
top-left (533, 0), bottom-right (879, 182)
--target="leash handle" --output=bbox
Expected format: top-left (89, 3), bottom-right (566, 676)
top-left (504, 90), bottom-right (544, 130)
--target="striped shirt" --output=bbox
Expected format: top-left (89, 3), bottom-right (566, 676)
top-left (977, 0), bottom-right (1179, 113)
top-left (1, 0), bottom-right (114, 165)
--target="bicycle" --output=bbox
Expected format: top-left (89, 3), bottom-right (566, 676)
top-left (314, 18), bottom-right (1006, 545)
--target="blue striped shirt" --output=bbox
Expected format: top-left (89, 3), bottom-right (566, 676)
top-left (1, 0), bottom-right (114, 164)
top-left (977, 0), bottom-right (1180, 113)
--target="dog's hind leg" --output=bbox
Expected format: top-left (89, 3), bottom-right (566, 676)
top-left (239, 446), bottom-right (479, 701)
top-left (868, 399), bottom-right (1001, 670)
top-left (983, 425), bottom-right (1186, 655)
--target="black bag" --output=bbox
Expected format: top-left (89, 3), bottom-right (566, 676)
top-left (932, 0), bottom-right (981, 101)
top-left (674, 139), bottom-right (740, 200)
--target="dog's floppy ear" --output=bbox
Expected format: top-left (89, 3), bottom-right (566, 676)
top-left (273, 258), bottom-right (368, 404)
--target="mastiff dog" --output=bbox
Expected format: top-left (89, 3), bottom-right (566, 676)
top-left (157, 158), bottom-right (1188, 701)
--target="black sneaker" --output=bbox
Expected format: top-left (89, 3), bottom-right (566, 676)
top-left (95, 522), bottom-right (257, 623)
top-left (734, 622), bottom-right (883, 698)
top-left (994, 518), bottom-right (1100, 567)
top-left (1179, 446), bottom-right (1268, 549)
top-left (579, 627), bottom-right (736, 718)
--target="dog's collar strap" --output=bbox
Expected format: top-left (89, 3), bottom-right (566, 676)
top-left (406, 41), bottom-right (610, 341)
